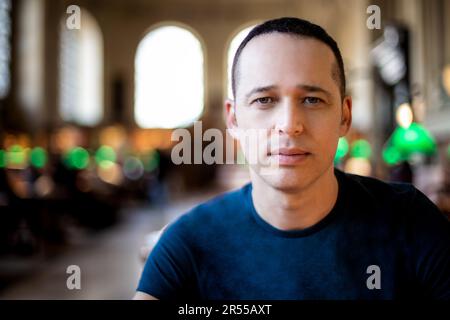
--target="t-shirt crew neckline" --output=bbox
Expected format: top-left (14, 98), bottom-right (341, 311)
top-left (245, 168), bottom-right (347, 238)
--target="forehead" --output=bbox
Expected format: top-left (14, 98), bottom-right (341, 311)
top-left (237, 33), bottom-right (338, 96)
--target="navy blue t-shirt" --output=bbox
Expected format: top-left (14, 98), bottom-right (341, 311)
top-left (137, 168), bottom-right (450, 299)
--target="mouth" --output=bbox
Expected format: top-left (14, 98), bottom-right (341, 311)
top-left (268, 148), bottom-right (311, 165)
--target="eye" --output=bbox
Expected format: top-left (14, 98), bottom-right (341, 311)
top-left (253, 97), bottom-right (274, 105)
top-left (303, 97), bottom-right (323, 105)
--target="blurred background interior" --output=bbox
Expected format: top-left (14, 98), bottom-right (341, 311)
top-left (0, 0), bottom-right (449, 299)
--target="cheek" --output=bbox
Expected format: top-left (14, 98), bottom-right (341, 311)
top-left (310, 119), bottom-right (339, 136)
top-left (237, 109), bottom-right (273, 129)
top-left (307, 114), bottom-right (341, 147)
top-left (308, 110), bottom-right (341, 132)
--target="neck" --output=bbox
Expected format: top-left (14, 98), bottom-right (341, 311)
top-left (250, 166), bottom-right (339, 231)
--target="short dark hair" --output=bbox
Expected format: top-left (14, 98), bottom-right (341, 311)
top-left (231, 17), bottom-right (346, 100)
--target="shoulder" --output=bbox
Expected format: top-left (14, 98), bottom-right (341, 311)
top-left (338, 169), bottom-right (417, 204)
top-left (337, 169), bottom-right (423, 214)
top-left (337, 169), bottom-right (449, 234)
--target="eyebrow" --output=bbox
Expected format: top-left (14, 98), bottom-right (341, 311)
top-left (244, 84), bottom-right (332, 101)
top-left (244, 85), bottom-right (277, 101)
top-left (296, 84), bottom-right (332, 99)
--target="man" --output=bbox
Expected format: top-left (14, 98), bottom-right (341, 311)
top-left (134, 17), bottom-right (450, 300)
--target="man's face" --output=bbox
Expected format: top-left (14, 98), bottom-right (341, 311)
top-left (226, 33), bottom-right (352, 192)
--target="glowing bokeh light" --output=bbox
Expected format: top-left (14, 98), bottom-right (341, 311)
top-left (0, 149), bottom-right (6, 168)
top-left (95, 145), bottom-right (116, 169)
top-left (144, 150), bottom-right (160, 172)
top-left (395, 103), bottom-right (413, 128)
top-left (350, 139), bottom-right (372, 159)
top-left (391, 123), bottom-right (436, 156)
top-left (334, 137), bottom-right (349, 163)
top-left (123, 156), bottom-right (144, 180)
top-left (66, 147), bottom-right (90, 170)
top-left (7, 144), bottom-right (26, 166)
top-left (30, 147), bottom-right (47, 168)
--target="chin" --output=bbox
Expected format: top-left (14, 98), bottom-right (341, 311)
top-left (256, 167), bottom-right (316, 192)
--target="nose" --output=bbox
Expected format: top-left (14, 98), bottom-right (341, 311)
top-left (274, 98), bottom-right (304, 136)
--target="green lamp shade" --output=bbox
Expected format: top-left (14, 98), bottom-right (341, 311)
top-left (382, 122), bottom-right (437, 166)
top-left (65, 147), bottom-right (90, 170)
top-left (382, 145), bottom-right (404, 166)
top-left (0, 149), bottom-right (6, 168)
top-left (350, 139), bottom-right (372, 159)
top-left (391, 122), bottom-right (436, 156)
top-left (95, 145), bottom-right (117, 169)
top-left (7, 145), bottom-right (26, 166)
top-left (30, 147), bottom-right (47, 169)
top-left (334, 137), bottom-right (349, 163)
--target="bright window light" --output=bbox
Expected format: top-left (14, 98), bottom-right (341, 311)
top-left (0, 0), bottom-right (11, 99)
top-left (134, 26), bottom-right (204, 128)
top-left (59, 9), bottom-right (103, 126)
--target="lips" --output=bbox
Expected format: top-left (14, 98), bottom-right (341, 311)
top-left (270, 147), bottom-right (310, 156)
top-left (269, 148), bottom-right (311, 165)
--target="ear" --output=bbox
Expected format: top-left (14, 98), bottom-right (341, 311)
top-left (339, 95), bottom-right (352, 137)
top-left (225, 98), bottom-right (240, 139)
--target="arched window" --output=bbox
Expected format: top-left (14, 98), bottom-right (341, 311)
top-left (134, 25), bottom-right (204, 128)
top-left (18, 0), bottom-right (44, 113)
top-left (226, 25), bottom-right (256, 99)
top-left (0, 0), bottom-right (11, 99)
top-left (59, 9), bottom-right (103, 126)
